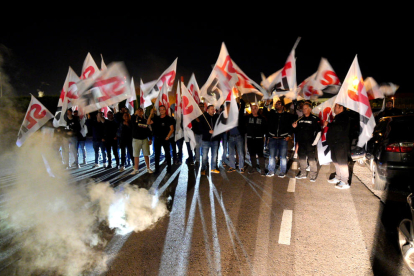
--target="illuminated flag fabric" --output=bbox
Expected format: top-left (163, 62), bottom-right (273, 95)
top-left (181, 82), bottom-right (203, 130)
top-left (312, 96), bottom-right (336, 165)
top-left (154, 81), bottom-right (170, 116)
top-left (17, 95), bottom-right (54, 147)
top-left (269, 49), bottom-right (296, 93)
top-left (140, 79), bottom-right (157, 108)
top-left (143, 58), bottom-right (177, 100)
top-left (53, 67), bottom-right (80, 127)
top-left (334, 55), bottom-right (375, 148)
top-left (212, 68), bottom-right (239, 138)
top-left (81, 52), bottom-right (100, 80)
top-left (125, 78), bottom-right (137, 115)
top-left (261, 70), bottom-right (281, 93)
top-left (298, 73), bottom-right (321, 100)
top-left (101, 54), bottom-right (107, 71)
top-left (74, 62), bottom-right (132, 115)
top-left (187, 73), bottom-right (201, 104)
top-left (379, 82), bottom-right (399, 96)
top-left (174, 81), bottom-right (183, 141)
top-left (314, 58), bottom-right (341, 94)
top-left (364, 77), bottom-right (383, 100)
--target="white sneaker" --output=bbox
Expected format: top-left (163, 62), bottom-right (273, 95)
top-left (119, 166), bottom-right (125, 172)
top-left (93, 163), bottom-right (100, 168)
top-left (335, 182), bottom-right (350, 190)
top-left (130, 169), bottom-right (139, 175)
top-left (328, 177), bottom-right (339, 184)
top-left (293, 153), bottom-right (298, 159)
top-left (306, 166), bottom-right (310, 171)
top-left (147, 168), bottom-right (154, 174)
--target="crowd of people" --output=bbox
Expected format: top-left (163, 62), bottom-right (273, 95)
top-left (55, 96), bottom-right (383, 191)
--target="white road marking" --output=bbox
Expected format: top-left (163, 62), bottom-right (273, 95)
top-left (291, 161), bottom-right (297, 170)
top-left (287, 178), bottom-right (296, 193)
top-left (278, 210), bottom-right (293, 245)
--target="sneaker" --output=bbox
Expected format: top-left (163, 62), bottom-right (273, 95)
top-left (147, 168), bottom-right (154, 174)
top-left (239, 168), bottom-right (245, 173)
top-left (119, 166), bottom-right (125, 172)
top-left (201, 170), bottom-right (206, 175)
top-left (278, 172), bottom-right (286, 178)
top-left (93, 163), bottom-right (100, 168)
top-left (266, 171), bottom-right (275, 177)
top-left (306, 166), bottom-right (310, 172)
top-left (296, 172), bottom-right (307, 179)
top-left (293, 153), bottom-right (298, 159)
top-left (130, 169), bottom-right (139, 175)
top-left (327, 177), bottom-right (339, 184)
top-left (248, 167), bottom-right (257, 174)
top-left (310, 176), bottom-right (316, 182)
top-left (228, 167), bottom-right (236, 173)
top-left (211, 169), bottom-right (220, 174)
top-left (335, 182), bottom-right (350, 189)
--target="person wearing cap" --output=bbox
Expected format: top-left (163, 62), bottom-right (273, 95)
top-left (263, 99), bottom-right (294, 178)
top-left (292, 101), bottom-right (321, 182)
top-left (245, 101), bottom-right (267, 175)
top-left (199, 104), bottom-right (220, 175)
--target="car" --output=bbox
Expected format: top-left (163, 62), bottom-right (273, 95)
top-left (366, 114), bottom-right (414, 190)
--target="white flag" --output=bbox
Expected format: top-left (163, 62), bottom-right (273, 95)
top-left (260, 70), bottom-right (281, 94)
top-left (143, 58), bottom-right (177, 100)
top-left (74, 62), bottom-right (132, 115)
top-left (184, 126), bottom-right (196, 151)
top-left (187, 73), bottom-right (201, 104)
top-left (314, 58), bottom-right (341, 94)
top-left (101, 54), bottom-right (107, 71)
top-left (17, 95), bottom-right (54, 147)
top-left (175, 81), bottom-right (183, 141)
top-left (81, 52), bottom-right (100, 80)
top-left (53, 67), bottom-right (80, 127)
top-left (140, 79), bottom-right (156, 109)
top-left (312, 96), bottom-right (337, 165)
top-left (364, 77), bottom-right (384, 100)
top-left (334, 55), bottom-right (375, 148)
top-left (181, 82), bottom-right (203, 129)
top-left (125, 77), bottom-right (137, 115)
top-left (154, 81), bottom-right (170, 116)
top-left (269, 49), bottom-right (296, 93)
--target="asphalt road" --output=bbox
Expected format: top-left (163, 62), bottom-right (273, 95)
top-left (0, 139), bottom-right (412, 275)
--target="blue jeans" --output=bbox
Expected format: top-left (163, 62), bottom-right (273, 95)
top-left (268, 138), bottom-right (288, 174)
top-left (228, 135), bottom-right (244, 169)
top-left (93, 140), bottom-right (107, 164)
top-left (77, 140), bottom-right (86, 162)
top-left (201, 140), bottom-right (219, 171)
top-left (221, 133), bottom-right (228, 162)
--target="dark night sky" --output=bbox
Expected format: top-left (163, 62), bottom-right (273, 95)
top-left (0, 10), bottom-right (410, 98)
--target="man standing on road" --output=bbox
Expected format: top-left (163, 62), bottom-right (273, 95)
top-left (103, 110), bottom-right (120, 169)
top-left (147, 105), bottom-right (174, 174)
top-left (199, 104), bottom-right (220, 175)
top-left (245, 102), bottom-right (267, 175)
top-left (325, 104), bottom-right (351, 189)
top-left (263, 99), bottom-right (294, 178)
top-left (226, 98), bottom-right (246, 173)
top-left (292, 102), bottom-right (321, 182)
top-left (130, 108), bottom-right (153, 175)
top-left (191, 102), bottom-right (205, 164)
top-left (63, 109), bottom-right (81, 169)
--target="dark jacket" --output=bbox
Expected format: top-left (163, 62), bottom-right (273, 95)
top-left (64, 116), bottom-right (81, 138)
top-left (104, 119), bottom-right (119, 141)
top-left (263, 108), bottom-right (294, 139)
top-left (244, 113), bottom-right (267, 138)
top-left (293, 113), bottom-right (321, 144)
top-left (326, 111), bottom-right (350, 146)
top-left (86, 119), bottom-right (105, 141)
top-left (199, 112), bottom-right (220, 141)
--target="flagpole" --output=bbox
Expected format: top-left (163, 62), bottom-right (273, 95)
top-left (292, 37), bottom-right (301, 51)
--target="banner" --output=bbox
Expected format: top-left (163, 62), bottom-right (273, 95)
top-left (334, 55), bottom-right (375, 148)
top-left (17, 95), bottom-right (54, 147)
top-left (268, 49), bottom-right (296, 93)
top-left (140, 79), bottom-right (156, 109)
top-left (143, 58), bottom-right (177, 100)
top-left (312, 96), bottom-right (336, 165)
top-left (154, 81), bottom-right (170, 116)
top-left (81, 52), bottom-right (100, 80)
top-left (101, 54), bottom-right (107, 71)
top-left (187, 73), bottom-right (201, 104)
top-left (74, 62), bottom-right (132, 115)
top-left (314, 58), bottom-right (341, 94)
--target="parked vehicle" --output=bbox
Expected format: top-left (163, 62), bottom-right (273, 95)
top-left (365, 114), bottom-right (414, 190)
top-left (399, 193), bottom-right (414, 274)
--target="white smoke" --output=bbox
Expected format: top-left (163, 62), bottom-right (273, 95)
top-left (0, 129), bottom-right (168, 275)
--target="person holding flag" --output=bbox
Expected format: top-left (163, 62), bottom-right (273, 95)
top-left (324, 103), bottom-right (351, 189)
top-left (147, 105), bottom-right (174, 174)
top-left (199, 104), bottom-right (220, 175)
top-left (225, 98), bottom-right (246, 173)
top-left (292, 102), bottom-right (321, 181)
top-left (62, 109), bottom-right (81, 169)
top-left (130, 108), bottom-right (153, 174)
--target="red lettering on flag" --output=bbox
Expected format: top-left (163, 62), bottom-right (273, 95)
top-left (82, 66), bottom-right (95, 79)
top-left (347, 79), bottom-right (372, 117)
top-left (320, 70), bottom-right (340, 86)
top-left (281, 62), bottom-right (292, 77)
top-left (26, 104), bottom-right (46, 129)
top-left (182, 96), bottom-right (193, 115)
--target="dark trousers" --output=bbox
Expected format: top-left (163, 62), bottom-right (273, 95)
top-left (298, 142), bottom-right (317, 177)
top-left (120, 139), bottom-right (134, 167)
top-left (154, 137), bottom-right (172, 171)
top-left (169, 138), bottom-right (177, 163)
top-left (105, 139), bottom-right (119, 166)
top-left (247, 137), bottom-right (265, 170)
top-left (176, 138), bottom-right (194, 163)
